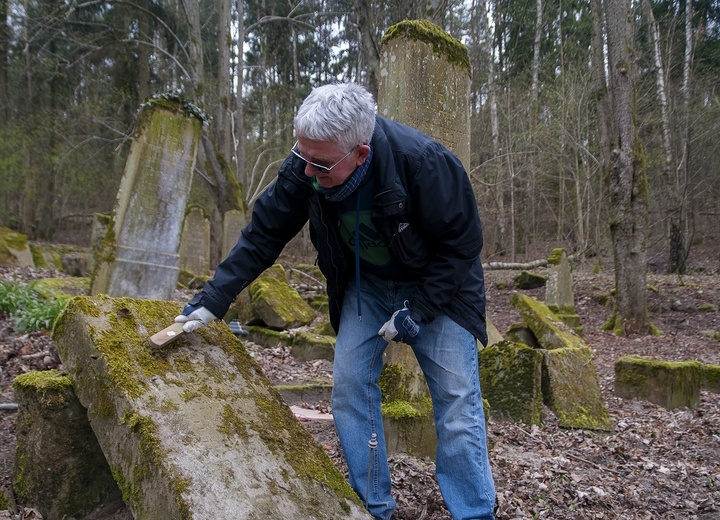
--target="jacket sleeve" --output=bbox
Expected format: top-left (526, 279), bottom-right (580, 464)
top-left (189, 161), bottom-right (311, 319)
top-left (407, 143), bottom-right (484, 324)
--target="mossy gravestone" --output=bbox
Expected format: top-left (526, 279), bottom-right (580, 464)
top-left (178, 206), bottom-right (211, 277)
top-left (0, 226), bottom-right (34, 266)
top-left (91, 98), bottom-right (202, 301)
top-left (545, 248), bottom-right (582, 335)
top-left (13, 370), bottom-right (121, 519)
top-left (53, 295), bottom-right (369, 519)
top-left (376, 19), bottom-right (476, 458)
top-left (509, 293), bottom-right (611, 429)
top-left (615, 356), bottom-right (702, 410)
top-left (479, 341), bottom-right (543, 424)
top-left (247, 264), bottom-right (316, 329)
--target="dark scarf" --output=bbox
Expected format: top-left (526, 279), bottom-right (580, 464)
top-left (312, 145), bottom-right (373, 202)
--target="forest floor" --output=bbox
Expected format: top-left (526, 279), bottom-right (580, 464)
top-left (0, 258), bottom-right (719, 519)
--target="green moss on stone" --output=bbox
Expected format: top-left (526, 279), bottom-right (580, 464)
top-left (382, 19), bottom-right (470, 73)
top-left (703, 364), bottom-right (720, 393)
top-left (13, 370), bottom-right (75, 409)
top-left (121, 411), bottom-right (165, 462)
top-left (381, 399), bottom-right (431, 419)
top-left (547, 248), bottom-right (565, 266)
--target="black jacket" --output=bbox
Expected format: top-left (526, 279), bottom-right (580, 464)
top-left (190, 116), bottom-right (488, 344)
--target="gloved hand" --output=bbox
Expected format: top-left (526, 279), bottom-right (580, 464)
top-left (174, 302), bottom-right (217, 333)
top-left (378, 301), bottom-right (423, 345)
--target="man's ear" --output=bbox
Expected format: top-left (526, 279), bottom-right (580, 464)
top-left (356, 144), bottom-right (371, 166)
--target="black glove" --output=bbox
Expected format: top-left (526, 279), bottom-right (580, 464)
top-left (174, 301), bottom-right (217, 333)
top-left (378, 301), bottom-right (423, 345)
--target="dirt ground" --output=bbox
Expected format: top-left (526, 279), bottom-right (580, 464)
top-left (1, 258), bottom-right (719, 519)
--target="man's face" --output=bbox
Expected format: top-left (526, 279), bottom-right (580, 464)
top-left (295, 136), bottom-right (369, 189)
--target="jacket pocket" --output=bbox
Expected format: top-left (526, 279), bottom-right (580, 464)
top-left (385, 220), bottom-right (430, 271)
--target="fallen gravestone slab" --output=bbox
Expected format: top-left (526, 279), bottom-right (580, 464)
top-left (511, 293), bottom-right (585, 350)
top-left (542, 347), bottom-right (612, 430)
top-left (53, 295), bottom-right (369, 519)
top-left (13, 370), bottom-right (122, 519)
top-left (615, 355), bottom-right (702, 410)
top-left (479, 340), bottom-right (544, 425)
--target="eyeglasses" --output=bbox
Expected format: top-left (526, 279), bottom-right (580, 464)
top-left (291, 141), bottom-right (358, 174)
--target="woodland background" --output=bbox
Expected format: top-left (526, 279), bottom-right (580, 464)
top-left (0, 0), bottom-right (718, 306)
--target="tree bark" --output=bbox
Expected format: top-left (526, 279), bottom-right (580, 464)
top-left (354, 0), bottom-right (380, 97)
top-left (20, 0), bottom-right (35, 236)
top-left (216, 0), bottom-right (232, 160)
top-left (641, 0), bottom-right (686, 274)
top-left (605, 0), bottom-right (650, 335)
top-left (235, 0), bottom-right (246, 186)
top-left (136, 0), bottom-right (151, 103)
top-left (0, 0), bottom-right (8, 122)
top-left (181, 0), bottom-right (204, 100)
top-left (531, 0), bottom-right (543, 103)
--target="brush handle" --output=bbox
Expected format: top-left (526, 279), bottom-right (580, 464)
top-left (149, 322), bottom-right (185, 348)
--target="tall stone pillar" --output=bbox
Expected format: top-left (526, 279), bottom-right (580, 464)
top-left (91, 98), bottom-right (203, 300)
top-left (377, 20), bottom-right (475, 457)
top-left (377, 19), bottom-right (472, 168)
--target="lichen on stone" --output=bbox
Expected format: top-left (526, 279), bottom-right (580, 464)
top-left (381, 19), bottom-right (470, 73)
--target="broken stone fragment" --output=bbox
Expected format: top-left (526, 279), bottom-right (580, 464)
top-left (479, 340), bottom-right (544, 425)
top-left (615, 355), bottom-right (702, 410)
top-left (511, 293), bottom-right (586, 350)
top-left (542, 346), bottom-right (612, 430)
top-left (53, 295), bottom-right (369, 519)
top-left (13, 370), bottom-right (122, 519)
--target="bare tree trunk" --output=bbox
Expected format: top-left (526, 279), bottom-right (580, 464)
top-left (20, 0), bottom-right (35, 236)
top-left (590, 0), bottom-right (611, 255)
top-left (181, 0), bottom-right (204, 100)
top-left (605, 0), bottom-right (651, 335)
top-left (669, 0), bottom-right (693, 274)
top-left (641, 0), bottom-right (685, 274)
top-left (355, 0), bottom-right (380, 97)
top-left (531, 0), bottom-right (542, 103)
top-left (136, 0), bottom-right (151, 102)
top-left (216, 0), bottom-right (232, 160)
top-left (0, 0), bottom-right (8, 122)
top-left (235, 0), bottom-right (246, 186)
top-left (483, 0), bottom-right (504, 255)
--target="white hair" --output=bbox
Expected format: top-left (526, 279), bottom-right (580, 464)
top-left (294, 83), bottom-right (376, 151)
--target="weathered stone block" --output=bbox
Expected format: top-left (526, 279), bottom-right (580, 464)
top-left (243, 325), bottom-right (292, 348)
top-left (53, 295), bottom-right (369, 519)
top-left (13, 370), bottom-right (121, 519)
top-left (291, 331), bottom-right (335, 362)
top-left (485, 316), bottom-right (504, 347)
top-left (248, 266), bottom-right (316, 330)
top-left (514, 270), bottom-right (547, 289)
top-left (382, 400), bottom-right (437, 459)
top-left (703, 364), bottom-right (720, 394)
top-left (0, 227), bottom-right (33, 267)
top-left (542, 347), bottom-right (612, 430)
top-left (615, 356), bottom-right (703, 410)
top-left (479, 340), bottom-right (543, 424)
top-left (274, 384), bottom-right (333, 406)
top-left (511, 293), bottom-right (586, 350)
top-left (505, 322), bottom-right (540, 348)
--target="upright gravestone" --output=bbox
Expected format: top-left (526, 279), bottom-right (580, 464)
top-left (545, 248), bottom-right (582, 334)
top-left (376, 19), bottom-right (473, 457)
top-left (222, 209), bottom-right (246, 260)
top-left (90, 97), bottom-right (203, 300)
top-left (179, 206), bottom-right (211, 276)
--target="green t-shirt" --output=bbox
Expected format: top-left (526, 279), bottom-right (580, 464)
top-left (335, 171), bottom-right (416, 280)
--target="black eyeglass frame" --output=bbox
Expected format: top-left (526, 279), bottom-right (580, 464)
top-left (290, 141), bottom-right (358, 174)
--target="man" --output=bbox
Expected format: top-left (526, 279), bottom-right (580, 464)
top-left (176, 82), bottom-right (496, 520)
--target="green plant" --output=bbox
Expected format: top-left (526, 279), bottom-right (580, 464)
top-left (0, 280), bottom-right (70, 333)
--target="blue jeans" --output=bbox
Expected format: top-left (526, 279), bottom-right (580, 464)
top-left (332, 275), bottom-right (496, 520)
